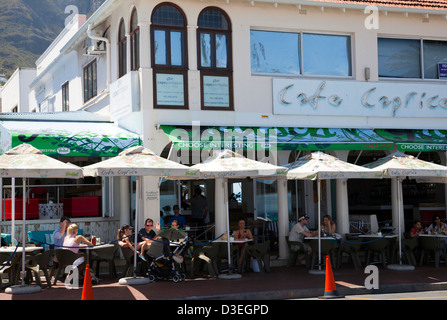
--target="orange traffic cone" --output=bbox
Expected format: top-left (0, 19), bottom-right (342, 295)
top-left (319, 255), bottom-right (344, 299)
top-left (81, 264), bottom-right (94, 300)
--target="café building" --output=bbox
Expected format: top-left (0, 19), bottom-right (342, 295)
top-left (4, 0), bottom-right (446, 260)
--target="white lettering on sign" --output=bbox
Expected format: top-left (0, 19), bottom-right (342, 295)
top-left (273, 78), bottom-right (447, 118)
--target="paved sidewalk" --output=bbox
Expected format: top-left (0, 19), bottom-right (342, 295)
top-left (2, 263), bottom-right (447, 300)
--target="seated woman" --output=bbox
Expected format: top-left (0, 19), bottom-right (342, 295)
top-left (232, 219), bottom-right (254, 271)
top-left (426, 215), bottom-right (447, 234)
top-left (62, 223), bottom-right (93, 270)
top-left (117, 224), bottom-right (149, 261)
top-left (320, 215), bottom-right (337, 237)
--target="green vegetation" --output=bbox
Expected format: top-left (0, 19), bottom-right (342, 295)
top-left (0, 0), bottom-right (104, 78)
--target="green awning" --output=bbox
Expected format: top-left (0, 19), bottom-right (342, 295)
top-left (161, 125), bottom-right (395, 151)
top-left (375, 129), bottom-right (447, 152)
top-left (161, 126), bottom-right (447, 152)
top-left (0, 120), bottom-right (142, 157)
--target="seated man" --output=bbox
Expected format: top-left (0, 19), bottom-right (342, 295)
top-left (168, 205), bottom-right (187, 228)
top-left (289, 215), bottom-right (318, 257)
top-left (138, 218), bottom-right (161, 250)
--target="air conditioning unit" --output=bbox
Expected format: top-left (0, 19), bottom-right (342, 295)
top-left (84, 30), bottom-right (106, 56)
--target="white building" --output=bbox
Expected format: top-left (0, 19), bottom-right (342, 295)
top-left (3, 0), bottom-right (447, 261)
top-left (1, 68), bottom-right (36, 112)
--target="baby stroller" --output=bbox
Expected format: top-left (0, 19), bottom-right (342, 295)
top-left (146, 232), bottom-right (192, 283)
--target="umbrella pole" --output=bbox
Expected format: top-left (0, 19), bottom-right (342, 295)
top-left (133, 176), bottom-right (140, 278)
top-left (317, 178), bottom-right (321, 271)
top-left (22, 178), bottom-right (26, 286)
top-left (11, 178), bottom-right (15, 246)
top-left (387, 177), bottom-right (414, 271)
top-left (224, 179), bottom-right (232, 273)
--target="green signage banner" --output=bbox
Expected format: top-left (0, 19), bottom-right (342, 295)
top-left (2, 121), bottom-right (142, 157)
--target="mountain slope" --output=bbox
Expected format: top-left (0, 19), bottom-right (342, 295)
top-left (0, 0), bottom-right (104, 77)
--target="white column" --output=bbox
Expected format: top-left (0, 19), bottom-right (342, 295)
top-left (336, 179), bottom-right (350, 236)
top-left (215, 178), bottom-right (227, 237)
top-left (138, 21), bottom-right (151, 69)
top-left (119, 176), bottom-right (130, 228)
top-left (277, 178), bottom-right (289, 260)
top-left (141, 176), bottom-right (160, 228)
top-left (334, 150), bottom-right (351, 237)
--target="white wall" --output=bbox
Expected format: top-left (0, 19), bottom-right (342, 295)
top-left (1, 68), bottom-right (36, 112)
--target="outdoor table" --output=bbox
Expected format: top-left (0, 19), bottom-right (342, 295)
top-left (214, 238), bottom-right (253, 244)
top-left (81, 243), bottom-right (115, 265)
top-left (419, 234), bottom-right (447, 238)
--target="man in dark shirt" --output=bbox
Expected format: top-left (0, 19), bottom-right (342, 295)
top-left (138, 218), bottom-right (159, 243)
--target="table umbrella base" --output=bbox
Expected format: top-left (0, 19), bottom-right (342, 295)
top-left (5, 284), bottom-right (41, 295)
top-left (218, 273), bottom-right (242, 280)
top-left (119, 276), bottom-right (151, 286)
top-left (308, 269), bottom-right (326, 275)
top-left (386, 264), bottom-right (415, 271)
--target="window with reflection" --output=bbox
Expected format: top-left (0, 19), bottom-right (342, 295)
top-left (198, 7), bottom-right (233, 110)
top-left (378, 38), bottom-right (447, 80)
top-left (251, 30), bottom-right (300, 75)
top-left (302, 33), bottom-right (351, 76)
top-left (130, 8), bottom-right (140, 71)
top-left (151, 3), bottom-right (188, 108)
top-left (378, 38), bottom-right (421, 78)
top-left (118, 19), bottom-right (127, 78)
top-left (423, 40), bottom-right (447, 79)
top-left (250, 30), bottom-right (352, 77)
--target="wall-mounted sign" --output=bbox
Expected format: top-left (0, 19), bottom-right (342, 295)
top-left (156, 73), bottom-right (185, 106)
top-left (110, 71), bottom-right (140, 121)
top-left (203, 75), bottom-right (230, 107)
top-left (438, 63), bottom-right (447, 79)
top-left (273, 78), bottom-right (447, 118)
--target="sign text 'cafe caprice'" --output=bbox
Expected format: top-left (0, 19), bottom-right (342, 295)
top-left (273, 79), bottom-right (447, 118)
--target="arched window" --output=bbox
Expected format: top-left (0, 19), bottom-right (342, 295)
top-left (130, 8), bottom-right (140, 71)
top-left (197, 8), bottom-right (232, 110)
top-left (151, 3), bottom-right (188, 109)
top-left (118, 19), bottom-right (127, 78)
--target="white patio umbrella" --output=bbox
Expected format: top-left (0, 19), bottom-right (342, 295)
top-left (363, 151), bottom-right (447, 270)
top-left (83, 146), bottom-right (199, 284)
top-left (284, 151), bottom-right (383, 273)
top-left (189, 149), bottom-right (287, 279)
top-left (0, 143), bottom-right (83, 294)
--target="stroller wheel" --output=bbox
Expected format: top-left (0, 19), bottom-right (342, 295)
top-left (180, 273), bottom-right (186, 281)
top-left (148, 274), bottom-right (155, 282)
top-left (172, 275), bottom-right (180, 283)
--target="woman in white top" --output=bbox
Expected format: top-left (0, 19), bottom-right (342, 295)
top-left (63, 223), bottom-right (93, 253)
